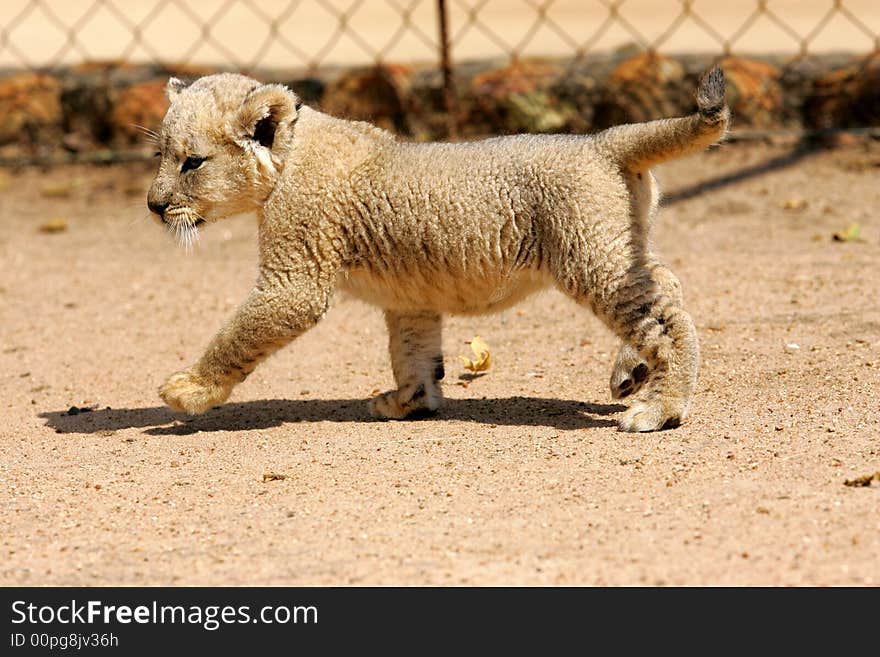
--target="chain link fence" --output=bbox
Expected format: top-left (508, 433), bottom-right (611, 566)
top-left (1, 0), bottom-right (878, 73)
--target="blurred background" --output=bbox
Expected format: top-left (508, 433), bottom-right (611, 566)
top-left (0, 0), bottom-right (879, 162)
top-left (3, 0), bottom-right (879, 69)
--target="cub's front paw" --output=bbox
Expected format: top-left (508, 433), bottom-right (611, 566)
top-left (369, 391), bottom-right (408, 420)
top-left (369, 384), bottom-right (440, 420)
top-left (159, 369), bottom-right (231, 414)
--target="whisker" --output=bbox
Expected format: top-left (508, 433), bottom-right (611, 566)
top-left (183, 221), bottom-right (200, 253)
top-left (133, 213), bottom-right (152, 228)
top-left (130, 124), bottom-right (160, 149)
top-left (123, 211), bottom-right (154, 229)
top-left (165, 214), bottom-right (200, 253)
top-left (130, 124), bottom-right (159, 139)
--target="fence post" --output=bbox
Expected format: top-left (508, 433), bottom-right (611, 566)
top-left (436, 0), bottom-right (459, 138)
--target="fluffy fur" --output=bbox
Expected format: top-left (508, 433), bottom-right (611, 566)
top-left (148, 68), bottom-right (729, 431)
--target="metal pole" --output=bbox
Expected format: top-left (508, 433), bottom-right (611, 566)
top-left (437, 0), bottom-right (459, 139)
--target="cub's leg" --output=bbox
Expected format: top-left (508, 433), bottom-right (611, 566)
top-left (610, 259), bottom-right (683, 399)
top-left (602, 270), bottom-right (699, 431)
top-left (557, 252), bottom-right (698, 431)
top-left (370, 310), bottom-right (444, 420)
top-left (159, 274), bottom-right (331, 414)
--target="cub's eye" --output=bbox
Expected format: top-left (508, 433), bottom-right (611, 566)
top-left (181, 156), bottom-right (206, 173)
top-left (153, 151), bottom-right (161, 158)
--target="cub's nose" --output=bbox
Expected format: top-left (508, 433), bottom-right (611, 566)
top-left (148, 199), bottom-right (168, 219)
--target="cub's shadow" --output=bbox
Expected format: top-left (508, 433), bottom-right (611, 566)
top-left (40, 397), bottom-right (624, 436)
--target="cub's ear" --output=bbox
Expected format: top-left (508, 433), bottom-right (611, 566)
top-left (231, 84), bottom-right (300, 151)
top-left (166, 77), bottom-right (188, 102)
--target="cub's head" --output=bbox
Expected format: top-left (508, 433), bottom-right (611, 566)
top-left (147, 73), bottom-right (300, 245)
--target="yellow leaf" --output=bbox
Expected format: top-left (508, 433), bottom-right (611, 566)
top-left (459, 335), bottom-right (491, 372)
top-left (38, 218), bottom-right (68, 233)
top-left (832, 223), bottom-right (861, 242)
top-left (780, 198), bottom-right (807, 211)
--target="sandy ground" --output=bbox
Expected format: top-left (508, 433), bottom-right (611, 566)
top-left (0, 140), bottom-right (878, 586)
top-left (1, 0), bottom-right (879, 69)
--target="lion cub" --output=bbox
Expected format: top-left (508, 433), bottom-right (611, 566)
top-left (148, 68), bottom-right (728, 432)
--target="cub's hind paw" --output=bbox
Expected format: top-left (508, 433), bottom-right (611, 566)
top-left (159, 369), bottom-right (231, 415)
top-left (369, 385), bottom-right (439, 420)
top-left (617, 401), bottom-right (683, 432)
top-left (610, 344), bottom-right (650, 400)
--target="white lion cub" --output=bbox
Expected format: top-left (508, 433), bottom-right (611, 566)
top-left (148, 68), bottom-right (728, 431)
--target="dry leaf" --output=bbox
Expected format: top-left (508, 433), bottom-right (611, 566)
top-left (780, 198), bottom-right (807, 211)
top-left (39, 218), bottom-right (68, 233)
top-left (262, 473), bottom-right (290, 482)
top-left (459, 335), bottom-right (491, 373)
top-left (832, 223), bottom-right (861, 242)
top-left (844, 472), bottom-right (880, 487)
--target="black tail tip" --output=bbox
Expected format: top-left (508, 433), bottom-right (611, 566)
top-left (696, 65), bottom-right (726, 119)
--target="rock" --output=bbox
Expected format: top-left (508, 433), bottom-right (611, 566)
top-left (110, 79), bottom-right (169, 146)
top-left (551, 69), bottom-right (604, 134)
top-left (322, 65), bottom-right (414, 134)
top-left (804, 51), bottom-right (880, 130)
top-left (592, 52), bottom-right (688, 129)
top-left (59, 62), bottom-right (159, 152)
top-left (466, 59), bottom-right (571, 135)
top-left (60, 74), bottom-right (115, 151)
top-left (404, 68), bottom-right (450, 141)
top-left (719, 57), bottom-right (784, 128)
top-left (0, 72), bottom-right (63, 147)
top-left (285, 77), bottom-right (326, 106)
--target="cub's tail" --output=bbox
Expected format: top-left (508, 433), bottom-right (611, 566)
top-left (595, 65), bottom-right (729, 172)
